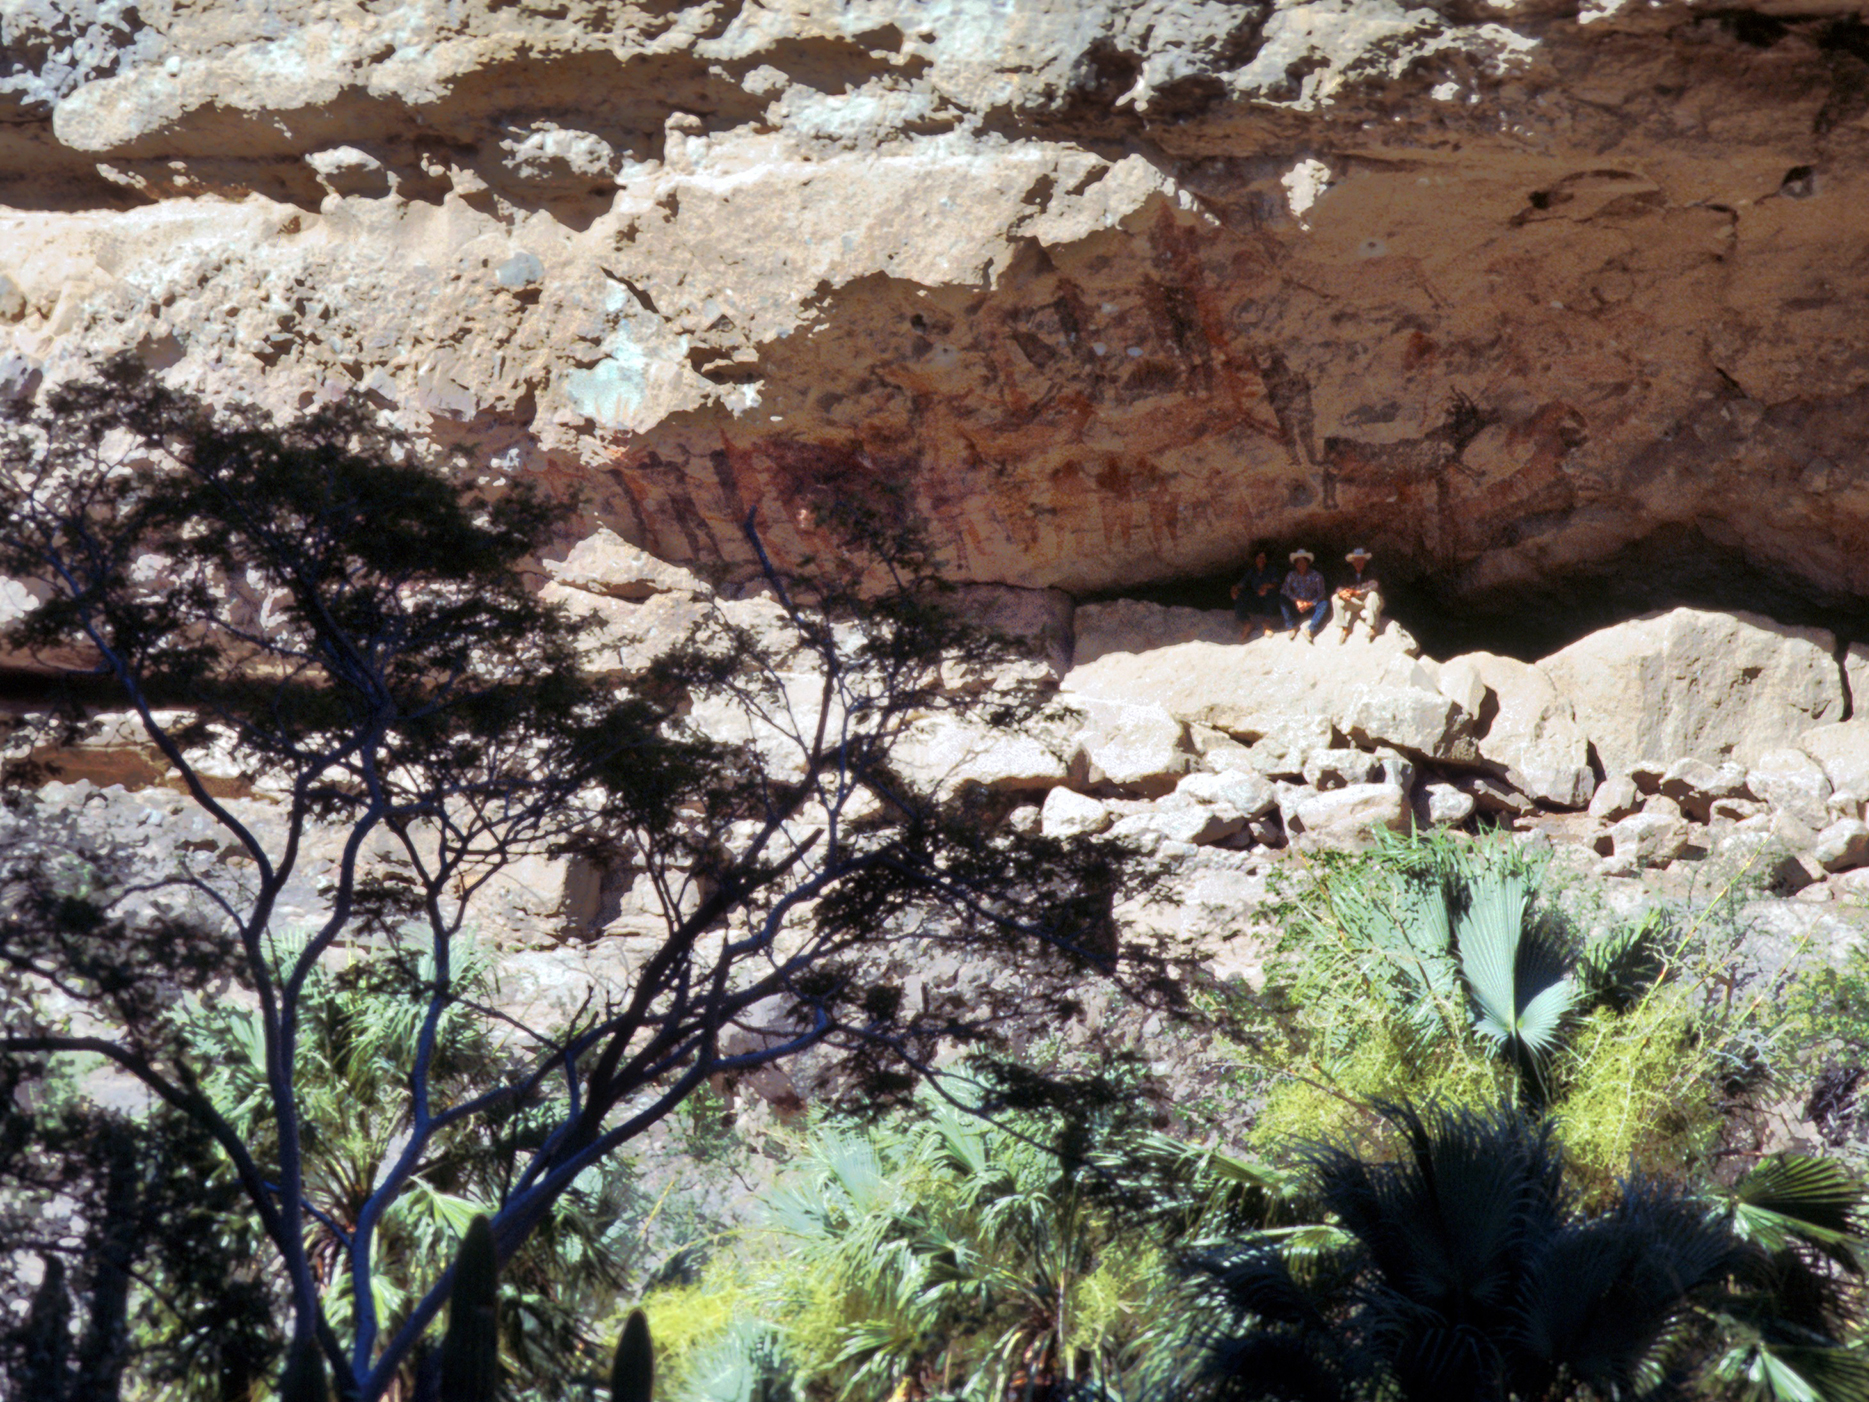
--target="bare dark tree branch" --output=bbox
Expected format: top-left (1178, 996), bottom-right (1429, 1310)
top-left (0, 357), bottom-right (1171, 1400)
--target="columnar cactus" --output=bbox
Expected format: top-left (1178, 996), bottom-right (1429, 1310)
top-left (277, 1335), bottom-right (328, 1402)
top-left (610, 1308), bottom-right (654, 1402)
top-left (437, 1216), bottom-right (500, 1402)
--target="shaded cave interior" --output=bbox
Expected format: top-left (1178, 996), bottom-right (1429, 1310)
top-left (1101, 522), bottom-right (1868, 678)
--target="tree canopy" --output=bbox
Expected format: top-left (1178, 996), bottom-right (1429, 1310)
top-left (0, 358), bottom-right (1160, 1400)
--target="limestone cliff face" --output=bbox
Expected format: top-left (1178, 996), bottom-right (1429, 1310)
top-left (2, 0), bottom-right (1867, 617)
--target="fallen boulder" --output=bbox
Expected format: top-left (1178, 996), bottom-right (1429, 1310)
top-left (1241, 717), bottom-right (1339, 778)
top-left (1175, 768), bottom-right (1278, 820)
top-left (1289, 783), bottom-right (1412, 849)
top-left (1342, 685), bottom-right (1481, 763)
top-left (1455, 772), bottom-right (1534, 816)
top-left (1801, 722), bottom-right (1869, 804)
top-left (1606, 811), bottom-right (1692, 868)
top-left (1418, 782), bottom-right (1477, 827)
top-left (1815, 819), bottom-right (1869, 874)
top-left (893, 710), bottom-right (1073, 796)
top-left (1749, 747), bottom-right (1834, 829)
top-left (1441, 650), bottom-right (1594, 807)
top-left (1302, 747), bottom-right (1385, 791)
top-left (1068, 697), bottom-right (1192, 795)
top-left (1658, 757), bottom-right (1752, 823)
top-left (1538, 608), bottom-right (1845, 771)
top-left (1115, 793), bottom-right (1248, 847)
top-left (1588, 773), bottom-right (1641, 822)
top-left (1040, 787), bottom-right (1112, 839)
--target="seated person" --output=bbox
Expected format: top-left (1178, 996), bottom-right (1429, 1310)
top-left (1229, 547), bottom-right (1284, 640)
top-left (1335, 547), bottom-right (1384, 641)
top-left (1280, 548), bottom-right (1332, 639)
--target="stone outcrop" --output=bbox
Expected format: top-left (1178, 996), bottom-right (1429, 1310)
top-left (7, 0), bottom-right (1869, 1071)
top-left (1439, 651), bottom-right (1595, 808)
top-left (1747, 747), bottom-right (1834, 830)
top-left (19, 594), bottom-right (1869, 977)
top-left (1538, 609), bottom-right (1846, 772)
top-left (1060, 602), bottom-right (1461, 752)
top-left (1801, 723), bottom-right (1869, 806)
top-left (0, 0), bottom-right (1867, 636)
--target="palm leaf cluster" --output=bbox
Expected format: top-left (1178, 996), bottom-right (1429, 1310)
top-left (763, 1102), bottom-right (1138, 1402)
top-left (672, 1096), bottom-right (1286, 1402)
top-left (1288, 834), bottom-right (1672, 1107)
top-left (1180, 1102), bottom-right (1869, 1402)
top-left (180, 942), bottom-right (651, 1401)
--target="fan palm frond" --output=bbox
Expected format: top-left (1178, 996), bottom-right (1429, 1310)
top-left (1175, 1102), bottom-right (1861, 1402)
top-left (1708, 1337), bottom-right (1869, 1402)
top-left (1456, 866), bottom-right (1578, 1101)
top-left (1733, 1156), bottom-right (1868, 1272)
top-left (1579, 909), bottom-right (1672, 1013)
top-left (1516, 1177), bottom-right (1746, 1397)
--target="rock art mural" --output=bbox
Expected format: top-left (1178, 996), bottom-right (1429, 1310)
top-left (0, 0), bottom-right (1865, 625)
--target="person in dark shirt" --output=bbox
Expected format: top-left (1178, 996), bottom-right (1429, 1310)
top-left (1280, 548), bottom-right (1332, 640)
top-left (1229, 547), bottom-right (1284, 640)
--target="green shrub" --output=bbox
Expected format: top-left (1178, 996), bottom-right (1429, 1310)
top-left (1234, 832), bottom-right (1733, 1200)
top-left (639, 1089), bottom-right (1268, 1402)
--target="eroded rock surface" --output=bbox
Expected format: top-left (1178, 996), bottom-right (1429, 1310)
top-left (0, 0), bottom-right (1866, 628)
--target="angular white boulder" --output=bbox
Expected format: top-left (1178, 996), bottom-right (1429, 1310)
top-left (1607, 811), bottom-right (1692, 868)
top-left (1437, 654), bottom-right (1491, 722)
top-left (1440, 650), bottom-right (1595, 807)
top-left (1801, 722), bottom-right (1869, 803)
top-left (1068, 697), bottom-right (1191, 795)
top-left (1342, 685), bottom-right (1480, 763)
top-left (1175, 768), bottom-right (1277, 820)
top-left (1749, 747), bottom-right (1834, 829)
top-left (1710, 796), bottom-right (1768, 823)
top-left (1588, 773), bottom-right (1641, 822)
top-left (1419, 782), bottom-right (1477, 827)
top-left (1242, 716), bottom-right (1339, 777)
top-left (1289, 783), bottom-right (1413, 849)
top-left (1658, 757), bottom-right (1751, 823)
top-left (1815, 818), bottom-right (1869, 874)
top-left (1041, 787), bottom-right (1112, 839)
top-left (1302, 747), bottom-right (1385, 791)
top-left (1538, 608), bottom-right (1845, 771)
top-left (893, 711), bottom-right (1072, 796)
top-left (1120, 794), bottom-right (1248, 847)
top-left (1455, 772), bottom-right (1534, 815)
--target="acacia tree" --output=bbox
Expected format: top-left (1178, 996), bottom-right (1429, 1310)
top-left (0, 359), bottom-right (1161, 1399)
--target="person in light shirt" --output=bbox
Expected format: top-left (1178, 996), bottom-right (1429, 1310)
top-left (1335, 547), bottom-right (1383, 642)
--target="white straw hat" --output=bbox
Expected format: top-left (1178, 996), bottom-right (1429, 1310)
top-left (1346, 546), bottom-right (1373, 561)
top-left (1289, 548), bottom-right (1315, 563)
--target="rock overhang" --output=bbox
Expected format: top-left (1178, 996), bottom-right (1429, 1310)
top-left (0, 0), bottom-right (1864, 623)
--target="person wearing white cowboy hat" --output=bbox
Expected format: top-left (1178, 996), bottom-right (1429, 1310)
top-left (1334, 547), bottom-right (1384, 641)
top-left (1279, 547), bottom-right (1332, 641)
